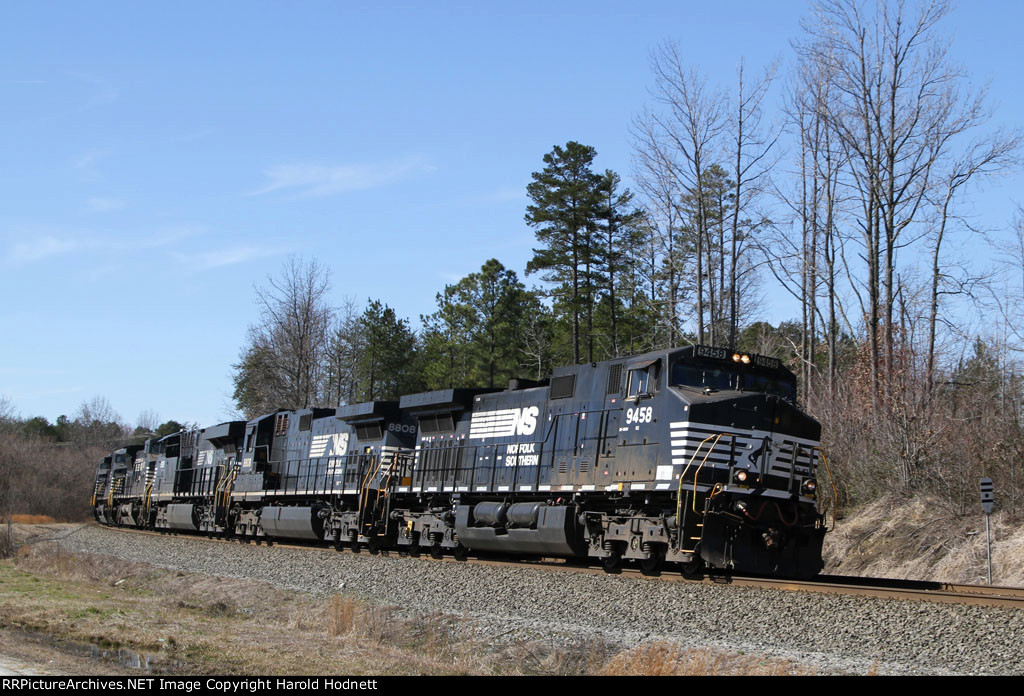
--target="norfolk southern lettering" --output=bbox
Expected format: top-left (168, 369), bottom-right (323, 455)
top-left (92, 346), bottom-right (828, 578)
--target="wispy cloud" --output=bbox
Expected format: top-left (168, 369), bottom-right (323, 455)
top-left (72, 149), bottom-right (110, 182)
top-left (5, 226), bottom-right (202, 265)
top-left (247, 156), bottom-right (435, 198)
top-left (0, 366), bottom-right (65, 377)
top-left (8, 236), bottom-right (82, 263)
top-left (477, 185), bottom-right (528, 203)
top-left (438, 271), bottom-right (471, 283)
top-left (72, 150), bottom-right (107, 170)
top-left (172, 244), bottom-right (285, 271)
top-left (69, 71), bottom-right (119, 112)
top-left (86, 197), bottom-right (125, 213)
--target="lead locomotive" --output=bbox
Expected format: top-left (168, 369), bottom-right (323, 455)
top-left (92, 346), bottom-right (831, 578)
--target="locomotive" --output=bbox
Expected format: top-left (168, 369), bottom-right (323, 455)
top-left (92, 346), bottom-right (833, 578)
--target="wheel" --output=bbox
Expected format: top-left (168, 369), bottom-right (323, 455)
top-left (601, 552), bottom-right (623, 574)
top-left (453, 544), bottom-right (469, 561)
top-left (333, 538), bottom-right (344, 552)
top-left (680, 559), bottom-right (705, 580)
top-left (350, 539), bottom-right (361, 554)
top-left (367, 536), bottom-right (382, 555)
top-left (408, 543), bottom-right (421, 558)
top-left (640, 553), bottom-right (664, 576)
top-left (430, 543), bottom-right (444, 560)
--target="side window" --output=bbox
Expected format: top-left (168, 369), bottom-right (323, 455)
top-left (626, 368), bottom-right (651, 398)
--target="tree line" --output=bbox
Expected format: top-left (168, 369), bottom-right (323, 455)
top-left (231, 0), bottom-right (1024, 518)
top-left (2, 0), bottom-right (1021, 529)
top-left (0, 396), bottom-right (188, 552)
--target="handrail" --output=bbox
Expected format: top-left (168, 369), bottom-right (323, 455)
top-left (357, 455), bottom-right (386, 531)
top-left (107, 478), bottom-right (122, 507)
top-left (674, 432), bottom-right (743, 523)
top-left (690, 433), bottom-right (737, 512)
top-left (808, 445), bottom-right (839, 529)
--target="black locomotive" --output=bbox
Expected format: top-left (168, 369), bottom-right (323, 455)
top-left (92, 346), bottom-right (832, 578)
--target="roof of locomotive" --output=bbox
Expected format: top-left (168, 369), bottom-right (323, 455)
top-left (548, 345), bottom-right (796, 379)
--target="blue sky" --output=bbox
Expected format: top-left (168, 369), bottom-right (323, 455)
top-left (3, 1), bottom-right (1023, 428)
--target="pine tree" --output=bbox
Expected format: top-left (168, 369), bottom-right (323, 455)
top-left (420, 284), bottom-right (475, 390)
top-left (595, 170), bottom-right (647, 358)
top-left (356, 300), bottom-right (421, 401)
top-left (420, 259), bottom-right (528, 388)
top-left (525, 142), bottom-right (604, 364)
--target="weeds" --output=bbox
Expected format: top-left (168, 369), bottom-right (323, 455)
top-left (4, 538), bottom-right (824, 675)
top-left (599, 642), bottom-right (814, 676)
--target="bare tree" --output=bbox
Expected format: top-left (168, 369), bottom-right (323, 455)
top-left (637, 42), bottom-right (728, 344)
top-left (719, 58), bottom-right (781, 351)
top-left (632, 113), bottom-right (688, 345)
top-left (797, 0), bottom-right (994, 397)
top-left (925, 135), bottom-right (1021, 392)
top-left (233, 256), bottom-right (334, 415)
top-left (325, 296), bottom-right (365, 406)
top-left (135, 409), bottom-right (160, 434)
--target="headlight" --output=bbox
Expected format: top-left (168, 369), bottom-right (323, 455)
top-left (733, 469), bottom-right (749, 483)
top-left (802, 478), bottom-right (817, 495)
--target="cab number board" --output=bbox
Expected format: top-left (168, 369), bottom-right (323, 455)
top-left (696, 346), bottom-right (728, 361)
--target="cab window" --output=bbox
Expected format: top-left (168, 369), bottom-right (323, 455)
top-left (626, 368), bottom-right (652, 398)
top-left (672, 363), bottom-right (733, 391)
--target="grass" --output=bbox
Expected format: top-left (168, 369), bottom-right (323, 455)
top-left (0, 536), bottom-right (823, 675)
top-left (598, 642), bottom-right (815, 676)
top-left (9, 515), bottom-right (59, 524)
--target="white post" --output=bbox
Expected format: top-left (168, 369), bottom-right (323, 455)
top-left (985, 512), bottom-right (992, 586)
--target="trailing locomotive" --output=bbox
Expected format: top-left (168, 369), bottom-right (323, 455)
top-left (92, 346), bottom-right (833, 578)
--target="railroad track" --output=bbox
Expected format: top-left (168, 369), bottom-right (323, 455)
top-left (96, 524), bottom-right (1024, 610)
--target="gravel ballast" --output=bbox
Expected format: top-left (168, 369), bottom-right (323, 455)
top-left (53, 525), bottom-right (1024, 675)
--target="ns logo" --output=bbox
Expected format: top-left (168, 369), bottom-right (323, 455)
top-left (469, 405), bottom-right (540, 439)
top-left (511, 406), bottom-right (540, 436)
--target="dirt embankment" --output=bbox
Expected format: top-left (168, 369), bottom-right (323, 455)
top-left (823, 495), bottom-right (1024, 586)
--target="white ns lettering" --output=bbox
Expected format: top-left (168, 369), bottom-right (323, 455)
top-left (516, 406), bottom-right (539, 435)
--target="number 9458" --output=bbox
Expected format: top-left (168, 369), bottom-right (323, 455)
top-left (625, 406), bottom-right (653, 424)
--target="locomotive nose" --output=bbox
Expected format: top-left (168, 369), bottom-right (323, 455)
top-left (769, 394), bottom-right (822, 441)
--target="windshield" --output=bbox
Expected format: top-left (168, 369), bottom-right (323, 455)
top-left (672, 364), bottom-right (734, 391)
top-left (672, 360), bottom-right (795, 401)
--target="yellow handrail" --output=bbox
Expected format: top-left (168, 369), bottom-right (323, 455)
top-left (809, 446), bottom-right (838, 529)
top-left (370, 453), bottom-right (402, 532)
top-left (107, 479), bottom-right (122, 508)
top-left (674, 432), bottom-right (743, 522)
top-left (357, 455), bottom-right (386, 528)
top-left (221, 467), bottom-right (238, 510)
top-left (212, 463), bottom-right (228, 507)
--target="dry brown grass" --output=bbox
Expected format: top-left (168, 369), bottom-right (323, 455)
top-left (10, 515), bottom-right (58, 524)
top-left (823, 495), bottom-right (1024, 586)
top-left (3, 540), bottom-right (824, 675)
top-left (500, 637), bottom-right (611, 675)
top-left (598, 642), bottom-right (815, 676)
